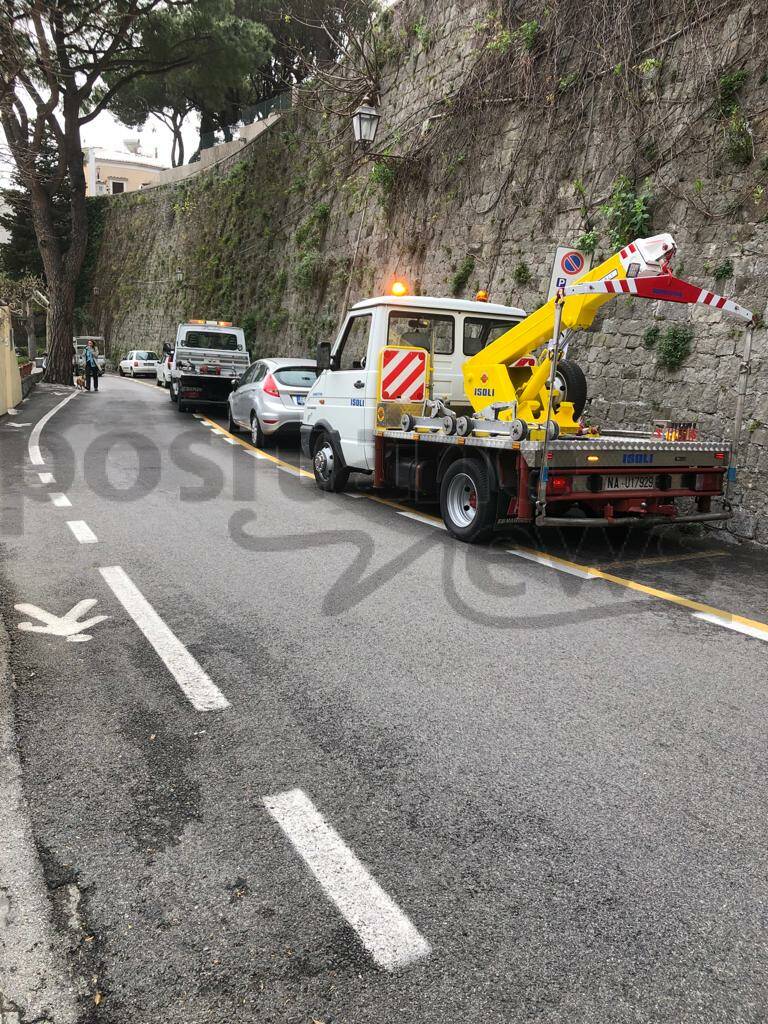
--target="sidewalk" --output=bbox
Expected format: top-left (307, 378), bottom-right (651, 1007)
top-left (0, 613), bottom-right (78, 1023)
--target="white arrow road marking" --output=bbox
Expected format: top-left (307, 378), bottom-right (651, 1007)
top-left (263, 788), bottom-right (431, 971)
top-left (28, 391), bottom-right (78, 465)
top-left (66, 521), bottom-right (98, 544)
top-left (50, 493), bottom-right (71, 508)
top-left (14, 599), bottom-right (108, 643)
top-left (99, 566), bottom-right (229, 712)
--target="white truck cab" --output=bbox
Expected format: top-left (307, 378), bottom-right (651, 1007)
top-left (301, 295), bottom-right (525, 472)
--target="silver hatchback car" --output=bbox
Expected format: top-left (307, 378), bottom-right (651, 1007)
top-left (227, 357), bottom-right (318, 446)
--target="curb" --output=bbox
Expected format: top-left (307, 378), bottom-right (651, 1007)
top-left (0, 613), bottom-right (78, 1023)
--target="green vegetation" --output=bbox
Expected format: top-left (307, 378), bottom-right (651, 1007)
top-left (513, 260), bottom-right (532, 286)
top-left (643, 326), bottom-right (660, 348)
top-left (713, 257), bottom-right (734, 280)
top-left (601, 174), bottom-right (652, 250)
top-left (370, 159), bottom-right (397, 203)
top-left (718, 70), bottom-right (748, 115)
top-left (656, 325), bottom-right (693, 370)
top-left (576, 229), bottom-right (599, 253)
top-left (725, 109), bottom-right (753, 166)
top-left (518, 20), bottom-right (540, 52)
top-left (487, 28), bottom-right (513, 53)
top-left (638, 57), bottom-right (662, 76)
top-left (411, 18), bottom-right (433, 51)
top-left (558, 72), bottom-right (578, 92)
top-left (450, 255), bottom-right (475, 295)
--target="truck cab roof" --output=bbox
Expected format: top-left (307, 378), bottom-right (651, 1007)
top-left (349, 295), bottom-right (526, 318)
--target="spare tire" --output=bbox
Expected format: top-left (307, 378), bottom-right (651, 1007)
top-left (554, 359), bottom-right (588, 418)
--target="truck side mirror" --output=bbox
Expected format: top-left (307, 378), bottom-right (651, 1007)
top-left (316, 341), bottom-right (331, 372)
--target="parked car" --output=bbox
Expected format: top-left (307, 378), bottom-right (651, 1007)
top-left (119, 350), bottom-right (159, 377)
top-left (227, 358), bottom-right (318, 446)
top-left (156, 351), bottom-right (173, 387)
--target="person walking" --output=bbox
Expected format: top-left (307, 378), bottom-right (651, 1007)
top-left (84, 338), bottom-right (99, 392)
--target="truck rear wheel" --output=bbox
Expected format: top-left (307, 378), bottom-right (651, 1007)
top-left (312, 432), bottom-right (350, 493)
top-left (440, 458), bottom-right (497, 542)
top-left (170, 381), bottom-right (178, 403)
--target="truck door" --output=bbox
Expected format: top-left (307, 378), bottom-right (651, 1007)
top-left (323, 313), bottom-right (376, 470)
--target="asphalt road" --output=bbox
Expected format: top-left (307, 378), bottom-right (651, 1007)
top-left (1, 374), bottom-right (767, 1023)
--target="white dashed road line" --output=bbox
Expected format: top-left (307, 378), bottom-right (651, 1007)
top-left (50, 493), bottom-right (72, 508)
top-left (66, 521), bottom-right (98, 544)
top-left (263, 788), bottom-right (431, 971)
top-left (38, 472), bottom-right (55, 484)
top-left (99, 566), bottom-right (230, 712)
top-left (28, 390), bottom-right (78, 465)
top-left (692, 611), bottom-right (768, 643)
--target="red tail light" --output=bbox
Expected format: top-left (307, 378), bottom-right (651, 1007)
top-left (263, 373), bottom-right (279, 397)
top-left (547, 474), bottom-right (572, 496)
top-left (133, 360), bottom-right (139, 366)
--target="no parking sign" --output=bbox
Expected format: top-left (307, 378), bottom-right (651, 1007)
top-left (547, 245), bottom-right (592, 301)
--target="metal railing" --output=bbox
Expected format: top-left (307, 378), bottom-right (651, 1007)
top-left (198, 91), bottom-right (292, 153)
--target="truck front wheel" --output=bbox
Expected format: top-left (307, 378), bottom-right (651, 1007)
top-left (312, 433), bottom-right (350, 493)
top-left (440, 458), bottom-right (497, 542)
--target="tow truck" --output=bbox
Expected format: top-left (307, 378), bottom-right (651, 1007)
top-left (301, 234), bottom-right (754, 541)
top-left (170, 319), bottom-right (250, 413)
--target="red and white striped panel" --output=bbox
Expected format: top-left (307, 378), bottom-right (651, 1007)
top-left (564, 273), bottom-right (753, 322)
top-left (379, 347), bottom-right (428, 402)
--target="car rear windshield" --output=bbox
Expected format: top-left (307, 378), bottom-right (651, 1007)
top-left (181, 330), bottom-right (240, 351)
top-left (136, 351), bottom-right (158, 360)
top-left (274, 367), bottom-right (318, 387)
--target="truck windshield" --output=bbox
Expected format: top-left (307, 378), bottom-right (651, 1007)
top-left (181, 330), bottom-right (240, 351)
top-left (463, 317), bottom-right (521, 356)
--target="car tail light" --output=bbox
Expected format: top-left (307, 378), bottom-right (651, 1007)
top-left (547, 474), bottom-right (572, 496)
top-left (133, 360), bottom-right (139, 366)
top-left (263, 373), bottom-right (279, 397)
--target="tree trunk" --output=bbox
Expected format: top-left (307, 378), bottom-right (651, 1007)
top-left (26, 301), bottom-right (37, 361)
top-left (44, 278), bottom-right (75, 385)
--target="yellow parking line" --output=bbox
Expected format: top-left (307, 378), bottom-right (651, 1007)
top-left (196, 415), bottom-right (768, 639)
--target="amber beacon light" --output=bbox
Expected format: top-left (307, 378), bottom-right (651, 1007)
top-left (390, 280), bottom-right (409, 297)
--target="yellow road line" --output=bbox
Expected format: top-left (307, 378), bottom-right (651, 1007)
top-left (198, 414), bottom-right (314, 478)
top-left (196, 414), bottom-right (768, 639)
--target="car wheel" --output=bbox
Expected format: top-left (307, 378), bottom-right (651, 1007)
top-left (312, 432), bottom-right (350, 493)
top-left (440, 457), bottom-right (497, 542)
top-left (250, 413), bottom-right (268, 448)
top-left (170, 382), bottom-right (178, 403)
top-left (177, 396), bottom-right (189, 413)
top-left (155, 377), bottom-right (161, 387)
top-left (227, 403), bottom-right (240, 434)
top-left (118, 366), bottom-right (124, 376)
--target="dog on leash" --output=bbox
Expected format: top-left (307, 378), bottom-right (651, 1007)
top-left (74, 375), bottom-right (86, 391)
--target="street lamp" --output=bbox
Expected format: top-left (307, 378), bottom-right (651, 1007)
top-left (352, 100), bottom-right (381, 147)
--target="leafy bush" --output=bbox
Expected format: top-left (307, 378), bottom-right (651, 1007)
top-left (656, 325), bottom-right (693, 370)
top-left (577, 230), bottom-right (599, 253)
top-left (518, 20), bottom-right (540, 52)
top-left (370, 160), bottom-right (397, 202)
top-left (450, 255), bottom-right (475, 295)
top-left (713, 257), bottom-right (734, 280)
top-left (725, 109), bottom-right (753, 166)
top-left (486, 28), bottom-right (513, 53)
top-left (601, 174), bottom-right (652, 250)
top-left (718, 70), bottom-right (748, 115)
top-left (513, 260), bottom-right (532, 286)
top-left (294, 250), bottom-right (322, 291)
top-left (643, 326), bottom-right (660, 348)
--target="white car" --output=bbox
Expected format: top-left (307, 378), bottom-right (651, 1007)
top-left (119, 350), bottom-right (159, 378)
top-left (156, 351), bottom-right (173, 387)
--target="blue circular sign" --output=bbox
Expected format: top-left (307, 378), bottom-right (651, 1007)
top-left (561, 251), bottom-right (585, 275)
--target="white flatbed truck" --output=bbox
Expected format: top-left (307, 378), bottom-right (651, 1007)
top-left (301, 236), bottom-right (753, 541)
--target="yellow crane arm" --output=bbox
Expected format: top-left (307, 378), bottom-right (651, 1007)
top-left (462, 234), bottom-right (677, 430)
